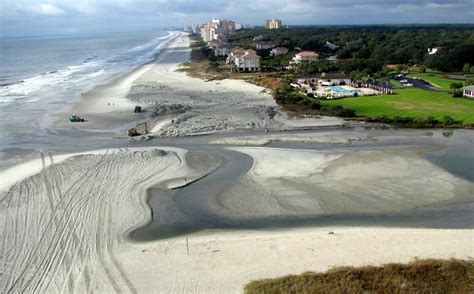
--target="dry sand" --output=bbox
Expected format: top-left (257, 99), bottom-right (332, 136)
top-left (59, 32), bottom-right (343, 136)
top-left (226, 147), bottom-right (474, 216)
top-left (0, 147), bottom-right (220, 292)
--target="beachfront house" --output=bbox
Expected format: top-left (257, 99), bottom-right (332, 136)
top-left (290, 51), bottom-right (319, 66)
top-left (255, 41), bottom-right (276, 50)
top-left (463, 85), bottom-right (474, 98)
top-left (270, 47), bottom-right (288, 56)
top-left (234, 50), bottom-right (261, 72)
top-left (213, 42), bottom-right (231, 56)
top-left (226, 48), bottom-right (247, 64)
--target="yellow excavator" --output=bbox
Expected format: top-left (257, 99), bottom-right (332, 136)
top-left (127, 122), bottom-right (148, 137)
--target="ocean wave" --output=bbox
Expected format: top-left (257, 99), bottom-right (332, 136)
top-left (0, 31), bottom-right (177, 104)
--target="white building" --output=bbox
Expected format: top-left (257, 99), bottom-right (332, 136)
top-left (270, 47), bottom-right (288, 56)
top-left (201, 24), bottom-right (214, 42)
top-left (255, 41), bottom-right (276, 50)
top-left (295, 73), bottom-right (351, 87)
top-left (325, 41), bottom-right (339, 50)
top-left (463, 85), bottom-right (474, 98)
top-left (428, 47), bottom-right (440, 55)
top-left (233, 50), bottom-right (261, 71)
top-left (226, 48), bottom-right (247, 64)
top-left (200, 18), bottom-right (236, 43)
top-left (290, 51), bottom-right (319, 66)
top-left (213, 42), bottom-right (231, 56)
top-left (266, 19), bottom-right (281, 29)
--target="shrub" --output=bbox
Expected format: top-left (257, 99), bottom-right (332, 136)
top-left (452, 89), bottom-right (463, 98)
top-left (442, 116), bottom-right (455, 126)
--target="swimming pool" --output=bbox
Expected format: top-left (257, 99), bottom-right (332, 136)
top-left (328, 86), bottom-right (363, 93)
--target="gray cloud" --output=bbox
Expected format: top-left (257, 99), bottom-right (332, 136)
top-left (0, 0), bottom-right (472, 37)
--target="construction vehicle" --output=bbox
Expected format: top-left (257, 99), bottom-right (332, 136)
top-left (127, 122), bottom-right (148, 137)
top-left (134, 105), bottom-right (142, 113)
top-left (69, 114), bottom-right (85, 122)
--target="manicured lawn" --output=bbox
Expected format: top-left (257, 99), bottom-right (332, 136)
top-left (407, 73), bottom-right (462, 90)
top-left (321, 88), bottom-right (474, 123)
top-left (389, 79), bottom-right (403, 87)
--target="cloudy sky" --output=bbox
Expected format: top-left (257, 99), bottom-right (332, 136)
top-left (1, 0), bottom-right (473, 37)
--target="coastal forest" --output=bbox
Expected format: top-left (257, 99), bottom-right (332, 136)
top-left (228, 25), bottom-right (474, 73)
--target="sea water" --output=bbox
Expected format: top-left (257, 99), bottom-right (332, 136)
top-left (0, 30), bottom-right (177, 151)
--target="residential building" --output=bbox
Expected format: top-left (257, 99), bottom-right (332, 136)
top-left (265, 19), bottom-right (281, 29)
top-left (463, 85), bottom-right (474, 98)
top-left (291, 51), bottom-right (319, 64)
top-left (200, 18), bottom-right (236, 43)
top-left (201, 24), bottom-right (214, 42)
top-left (255, 41), bottom-right (276, 50)
top-left (213, 42), bottom-right (231, 56)
top-left (315, 73), bottom-right (351, 86)
top-left (295, 73), bottom-right (351, 87)
top-left (226, 48), bottom-right (247, 64)
top-left (325, 41), bottom-right (339, 50)
top-left (235, 51), bottom-right (261, 71)
top-left (270, 47), bottom-right (289, 56)
top-left (428, 47), bottom-right (440, 55)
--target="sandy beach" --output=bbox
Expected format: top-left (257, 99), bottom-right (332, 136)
top-left (1, 32), bottom-right (473, 293)
top-left (57, 32), bottom-right (343, 136)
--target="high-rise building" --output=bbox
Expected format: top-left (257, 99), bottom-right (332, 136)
top-left (200, 18), bottom-right (236, 42)
top-left (266, 19), bottom-right (281, 29)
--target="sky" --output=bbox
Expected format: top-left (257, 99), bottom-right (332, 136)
top-left (1, 0), bottom-right (473, 37)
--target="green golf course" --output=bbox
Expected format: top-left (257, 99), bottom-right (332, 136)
top-left (321, 87), bottom-right (474, 124)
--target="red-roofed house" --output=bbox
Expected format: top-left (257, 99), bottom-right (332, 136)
top-left (291, 51), bottom-right (319, 64)
top-left (234, 50), bottom-right (261, 71)
top-left (226, 48), bottom-right (256, 64)
top-left (255, 41), bottom-right (276, 50)
top-left (270, 47), bottom-right (289, 56)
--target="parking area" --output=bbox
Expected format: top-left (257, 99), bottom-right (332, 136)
top-left (392, 74), bottom-right (447, 92)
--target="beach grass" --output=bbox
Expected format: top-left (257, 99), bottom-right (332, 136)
top-left (244, 259), bottom-right (474, 294)
top-left (407, 73), bottom-right (462, 90)
top-left (320, 87), bottom-right (474, 124)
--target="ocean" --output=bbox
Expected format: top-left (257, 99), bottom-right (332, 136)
top-left (0, 30), bottom-right (176, 152)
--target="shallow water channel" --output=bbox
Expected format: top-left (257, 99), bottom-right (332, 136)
top-left (131, 128), bottom-right (474, 241)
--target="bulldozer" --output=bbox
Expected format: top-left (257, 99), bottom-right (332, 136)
top-left (127, 122), bottom-right (148, 137)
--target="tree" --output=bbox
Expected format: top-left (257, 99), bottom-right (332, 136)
top-left (449, 82), bottom-right (463, 91)
top-left (463, 63), bottom-right (471, 72)
top-left (471, 66), bottom-right (474, 74)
